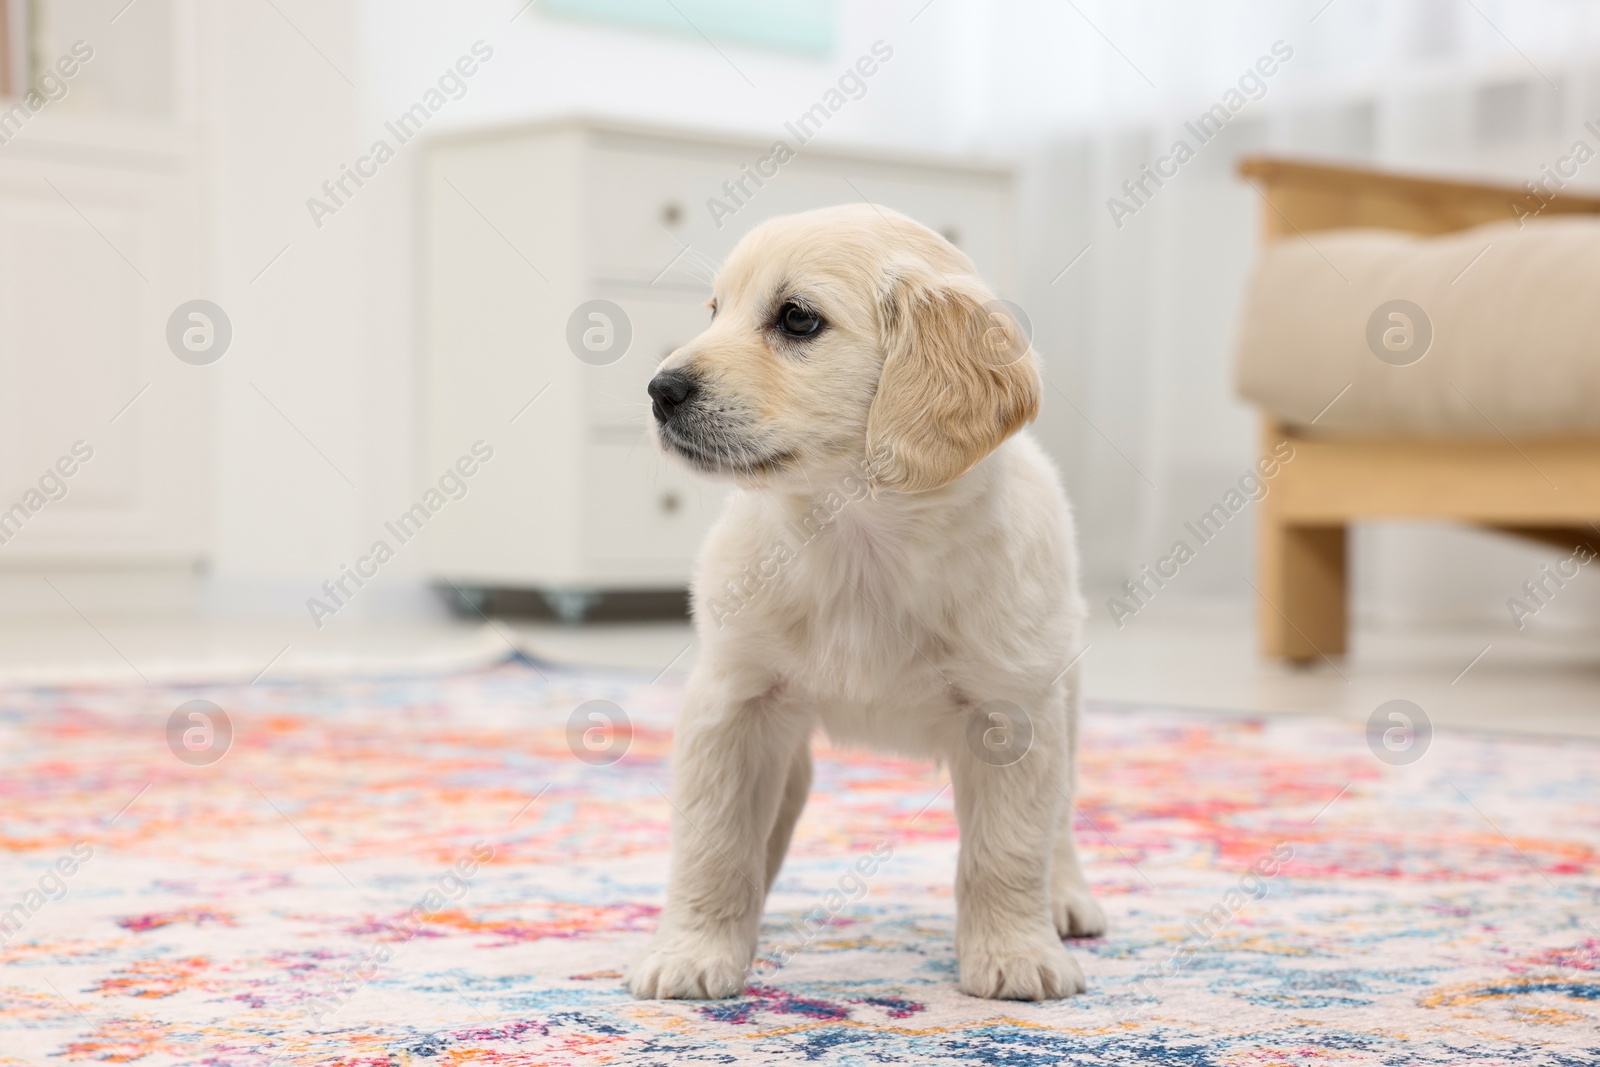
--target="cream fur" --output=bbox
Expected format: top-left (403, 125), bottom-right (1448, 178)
top-left (626, 204), bottom-right (1104, 1002)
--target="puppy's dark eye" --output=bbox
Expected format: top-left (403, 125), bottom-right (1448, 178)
top-left (777, 302), bottom-right (823, 338)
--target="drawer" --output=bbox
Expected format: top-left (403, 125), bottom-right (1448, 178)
top-left (583, 441), bottom-right (727, 582)
top-left (583, 295), bottom-right (711, 428)
top-left (586, 143), bottom-right (749, 286)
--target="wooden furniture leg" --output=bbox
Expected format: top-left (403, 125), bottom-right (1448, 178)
top-left (1259, 519), bottom-right (1347, 663)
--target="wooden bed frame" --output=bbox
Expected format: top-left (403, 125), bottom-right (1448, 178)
top-left (1239, 157), bottom-right (1600, 662)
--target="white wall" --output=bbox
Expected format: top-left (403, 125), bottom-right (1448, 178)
top-left (196, 0), bottom-right (374, 618)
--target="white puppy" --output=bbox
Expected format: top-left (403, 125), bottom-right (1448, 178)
top-left (626, 204), bottom-right (1104, 1002)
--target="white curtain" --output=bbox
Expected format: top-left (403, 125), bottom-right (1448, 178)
top-left (918, 0), bottom-right (1600, 625)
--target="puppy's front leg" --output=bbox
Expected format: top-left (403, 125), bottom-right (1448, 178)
top-left (951, 701), bottom-right (1086, 1000)
top-left (627, 671), bottom-right (808, 999)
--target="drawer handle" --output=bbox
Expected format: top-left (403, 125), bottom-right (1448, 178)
top-left (660, 491), bottom-right (682, 515)
top-left (661, 202), bottom-right (685, 227)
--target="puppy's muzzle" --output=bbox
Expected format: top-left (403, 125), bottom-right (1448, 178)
top-left (648, 369), bottom-right (699, 424)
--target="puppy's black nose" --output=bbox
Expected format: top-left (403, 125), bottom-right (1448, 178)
top-left (648, 370), bottom-right (698, 421)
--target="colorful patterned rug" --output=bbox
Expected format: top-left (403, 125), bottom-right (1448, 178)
top-left (2, 654), bottom-right (1597, 1065)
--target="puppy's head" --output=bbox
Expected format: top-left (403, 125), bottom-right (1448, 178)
top-left (647, 204), bottom-right (1039, 493)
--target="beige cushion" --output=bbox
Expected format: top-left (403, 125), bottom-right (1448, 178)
top-left (1236, 216), bottom-right (1600, 436)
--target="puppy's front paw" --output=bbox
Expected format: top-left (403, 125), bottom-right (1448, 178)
top-left (959, 933), bottom-right (1087, 1001)
top-left (626, 932), bottom-right (748, 1000)
top-left (1052, 884), bottom-right (1107, 939)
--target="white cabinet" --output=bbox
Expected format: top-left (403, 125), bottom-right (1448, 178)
top-left (419, 118), bottom-right (1013, 611)
top-left (0, 120), bottom-right (208, 573)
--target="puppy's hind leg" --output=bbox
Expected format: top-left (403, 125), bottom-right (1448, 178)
top-left (1051, 668), bottom-right (1107, 939)
top-left (626, 674), bottom-right (810, 1000)
top-left (765, 739), bottom-right (813, 894)
top-left (1052, 800), bottom-right (1108, 938)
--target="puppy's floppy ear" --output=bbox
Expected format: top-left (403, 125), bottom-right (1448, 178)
top-left (864, 266), bottom-right (1041, 492)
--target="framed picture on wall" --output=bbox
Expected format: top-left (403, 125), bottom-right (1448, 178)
top-left (540, 0), bottom-right (835, 57)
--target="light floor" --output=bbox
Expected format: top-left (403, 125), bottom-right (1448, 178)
top-left (2, 600), bottom-right (1597, 739)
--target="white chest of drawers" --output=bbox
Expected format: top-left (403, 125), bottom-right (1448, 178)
top-left (419, 117), bottom-right (1013, 617)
